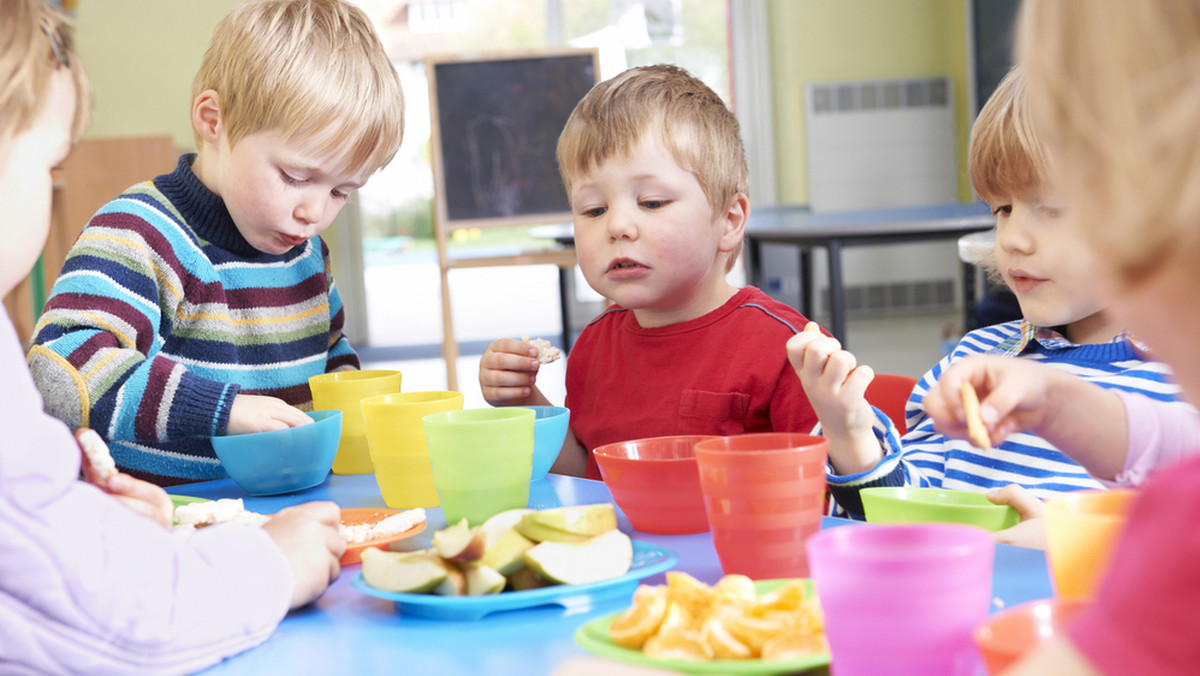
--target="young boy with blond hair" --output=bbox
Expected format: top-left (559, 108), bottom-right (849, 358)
top-left (28, 0), bottom-right (404, 484)
top-left (786, 65), bottom-right (1190, 546)
top-left (479, 64), bottom-right (820, 478)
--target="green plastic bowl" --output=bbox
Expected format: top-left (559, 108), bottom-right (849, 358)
top-left (860, 486), bottom-right (1020, 532)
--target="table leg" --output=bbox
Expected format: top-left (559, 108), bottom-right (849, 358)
top-left (800, 247), bottom-right (813, 318)
top-left (745, 236), bottom-right (762, 288)
top-left (961, 260), bottom-right (978, 333)
top-left (558, 266), bottom-right (572, 353)
top-left (827, 241), bottom-right (847, 345)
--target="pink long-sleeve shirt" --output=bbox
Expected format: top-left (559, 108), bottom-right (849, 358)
top-left (1, 310), bottom-right (292, 674)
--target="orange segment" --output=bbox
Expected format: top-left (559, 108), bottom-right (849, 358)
top-left (643, 627), bottom-right (713, 662)
top-left (761, 632), bottom-right (829, 661)
top-left (609, 585), bottom-right (668, 649)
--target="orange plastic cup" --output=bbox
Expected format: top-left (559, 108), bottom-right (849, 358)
top-left (974, 598), bottom-right (1090, 675)
top-left (694, 433), bottom-right (828, 579)
top-left (1042, 489), bottom-right (1138, 602)
top-left (309, 369), bottom-right (402, 475)
top-left (361, 391), bottom-right (464, 508)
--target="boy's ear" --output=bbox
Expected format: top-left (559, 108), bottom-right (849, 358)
top-left (192, 90), bottom-right (223, 145)
top-left (717, 193), bottom-right (750, 252)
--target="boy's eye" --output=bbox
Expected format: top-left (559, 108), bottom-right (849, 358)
top-left (331, 189), bottom-right (350, 200)
top-left (641, 200), bottom-right (665, 210)
top-left (991, 204), bottom-right (1012, 216)
top-left (280, 171), bottom-right (303, 186)
top-left (582, 206), bottom-right (606, 218)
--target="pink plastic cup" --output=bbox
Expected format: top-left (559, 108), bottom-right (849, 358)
top-left (693, 433), bottom-right (828, 579)
top-left (807, 523), bottom-right (996, 676)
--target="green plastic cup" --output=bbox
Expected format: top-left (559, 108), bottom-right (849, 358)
top-left (422, 407), bottom-right (535, 526)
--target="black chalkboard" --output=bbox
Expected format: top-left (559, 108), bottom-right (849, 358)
top-left (427, 50), bottom-right (600, 226)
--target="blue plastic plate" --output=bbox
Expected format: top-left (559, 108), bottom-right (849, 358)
top-left (351, 540), bottom-right (677, 621)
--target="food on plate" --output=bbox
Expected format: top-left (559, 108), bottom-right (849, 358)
top-left (523, 529), bottom-right (633, 585)
top-left (960, 381), bottom-right (993, 450)
top-left (361, 503), bottom-right (632, 596)
top-left (360, 548), bottom-right (448, 594)
top-left (340, 509), bottom-right (427, 544)
top-left (608, 571), bottom-right (827, 663)
top-left (516, 504), bottom-right (618, 543)
top-left (74, 428), bottom-right (117, 482)
top-left (173, 501), bottom-right (426, 544)
top-left (523, 336), bottom-right (562, 364)
top-left (174, 498), bottom-right (271, 529)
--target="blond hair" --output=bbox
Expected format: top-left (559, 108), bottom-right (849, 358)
top-left (968, 65), bottom-right (1051, 207)
top-left (1017, 0), bottom-right (1200, 286)
top-left (191, 0), bottom-right (404, 174)
top-left (557, 64), bottom-right (748, 270)
top-left (0, 0), bottom-right (90, 148)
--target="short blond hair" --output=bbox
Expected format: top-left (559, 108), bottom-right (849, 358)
top-left (1017, 0), bottom-right (1200, 286)
top-left (0, 0), bottom-right (90, 148)
top-left (557, 64), bottom-right (747, 270)
top-left (968, 65), bottom-right (1050, 207)
top-left (191, 0), bottom-right (404, 174)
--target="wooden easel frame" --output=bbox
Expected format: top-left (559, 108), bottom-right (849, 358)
top-left (425, 48), bottom-right (600, 390)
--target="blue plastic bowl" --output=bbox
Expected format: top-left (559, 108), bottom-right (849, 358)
top-left (519, 406), bottom-right (570, 481)
top-left (211, 410), bottom-right (342, 496)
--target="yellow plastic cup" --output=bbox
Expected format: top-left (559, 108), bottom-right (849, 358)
top-left (1042, 489), bottom-right (1138, 602)
top-left (361, 391), bottom-right (464, 508)
top-left (423, 407), bottom-right (535, 526)
top-left (308, 369), bottom-right (402, 475)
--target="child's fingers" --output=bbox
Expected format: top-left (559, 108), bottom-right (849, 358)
top-left (986, 484), bottom-right (1044, 520)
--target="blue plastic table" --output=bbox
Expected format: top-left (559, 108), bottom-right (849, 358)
top-left (172, 473), bottom-right (1052, 674)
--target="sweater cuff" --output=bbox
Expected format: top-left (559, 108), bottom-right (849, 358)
top-left (825, 407), bottom-right (905, 518)
top-left (172, 371), bottom-right (240, 438)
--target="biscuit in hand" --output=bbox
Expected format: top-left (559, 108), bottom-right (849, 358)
top-left (523, 336), bottom-right (562, 364)
top-left (960, 381), bottom-right (993, 450)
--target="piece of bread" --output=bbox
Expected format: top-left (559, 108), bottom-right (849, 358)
top-left (340, 509), bottom-right (427, 544)
top-left (174, 498), bottom-right (270, 529)
top-left (75, 428), bottom-right (117, 482)
top-left (960, 381), bottom-right (993, 450)
top-left (523, 336), bottom-right (562, 364)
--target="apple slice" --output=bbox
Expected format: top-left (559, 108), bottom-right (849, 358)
top-left (479, 508), bottom-right (535, 549)
top-left (432, 517), bottom-right (486, 563)
top-left (507, 565), bottom-right (555, 591)
top-left (523, 529), bottom-right (633, 585)
top-left (465, 563), bottom-right (506, 595)
top-left (433, 559), bottom-right (468, 596)
top-left (361, 548), bottom-right (447, 593)
top-left (517, 504), bottom-right (618, 543)
top-left (481, 527), bottom-right (536, 575)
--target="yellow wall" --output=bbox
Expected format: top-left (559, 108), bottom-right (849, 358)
top-left (768, 0), bottom-right (971, 204)
top-left (75, 1), bottom-right (241, 151)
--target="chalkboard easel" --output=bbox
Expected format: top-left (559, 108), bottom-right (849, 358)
top-left (425, 49), bottom-right (600, 389)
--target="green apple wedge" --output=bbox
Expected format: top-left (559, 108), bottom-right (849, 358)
top-left (432, 559), bottom-right (467, 596)
top-left (480, 527), bottom-right (536, 576)
top-left (507, 565), bottom-right (555, 591)
top-left (432, 517), bottom-right (486, 563)
top-left (516, 504), bottom-right (618, 543)
top-left (361, 548), bottom-right (447, 593)
top-left (478, 508), bottom-right (534, 549)
top-left (522, 529), bottom-right (633, 585)
top-left (464, 563), bottom-right (507, 595)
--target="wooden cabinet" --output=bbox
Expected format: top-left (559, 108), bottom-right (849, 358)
top-left (3, 135), bottom-right (177, 345)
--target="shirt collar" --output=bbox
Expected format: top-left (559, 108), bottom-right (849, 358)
top-left (993, 319), bottom-right (1142, 356)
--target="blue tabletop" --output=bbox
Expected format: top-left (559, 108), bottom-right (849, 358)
top-left (173, 473), bottom-right (1052, 675)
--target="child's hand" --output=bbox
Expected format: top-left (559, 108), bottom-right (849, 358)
top-left (262, 501), bottom-right (345, 609)
top-left (923, 356), bottom-right (1056, 447)
top-left (479, 338), bottom-right (550, 407)
top-left (987, 484), bottom-right (1046, 549)
top-left (86, 472), bottom-right (175, 529)
top-left (227, 394), bottom-right (313, 435)
top-left (785, 324), bottom-right (880, 474)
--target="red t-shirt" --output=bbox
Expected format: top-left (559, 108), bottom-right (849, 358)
top-left (565, 286), bottom-right (819, 479)
top-left (1068, 454), bottom-right (1200, 673)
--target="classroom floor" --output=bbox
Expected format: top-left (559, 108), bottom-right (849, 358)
top-left (356, 260), bottom-right (958, 409)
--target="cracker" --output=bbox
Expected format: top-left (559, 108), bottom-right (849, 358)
top-left (75, 428), bottom-right (117, 482)
top-left (523, 336), bottom-right (562, 364)
top-left (960, 381), bottom-right (992, 450)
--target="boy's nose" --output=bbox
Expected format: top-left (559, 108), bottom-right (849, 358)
top-left (294, 196), bottom-right (326, 226)
top-left (997, 209), bottom-right (1035, 253)
top-left (605, 208), bottom-right (637, 241)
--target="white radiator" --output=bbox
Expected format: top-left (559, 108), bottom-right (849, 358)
top-left (793, 75), bottom-right (962, 317)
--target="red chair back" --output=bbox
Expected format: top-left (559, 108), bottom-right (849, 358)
top-left (865, 373), bottom-right (919, 434)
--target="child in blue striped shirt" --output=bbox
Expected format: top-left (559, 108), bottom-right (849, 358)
top-left (785, 65), bottom-right (1193, 547)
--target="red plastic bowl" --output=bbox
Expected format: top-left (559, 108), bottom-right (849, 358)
top-left (593, 435), bottom-right (717, 535)
top-left (974, 598), bottom-right (1090, 674)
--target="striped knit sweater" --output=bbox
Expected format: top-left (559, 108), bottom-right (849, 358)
top-left (827, 320), bottom-right (1191, 518)
top-left (27, 154), bottom-right (359, 483)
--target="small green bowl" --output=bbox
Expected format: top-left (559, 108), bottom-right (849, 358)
top-left (860, 486), bottom-right (1020, 532)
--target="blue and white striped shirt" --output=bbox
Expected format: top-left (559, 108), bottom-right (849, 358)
top-left (828, 320), bottom-right (1191, 517)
